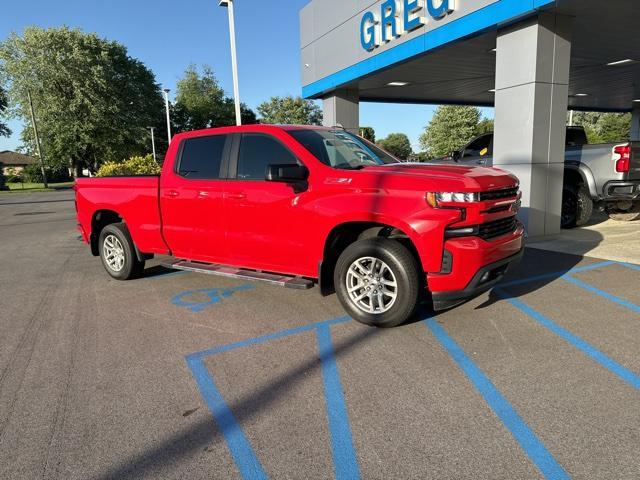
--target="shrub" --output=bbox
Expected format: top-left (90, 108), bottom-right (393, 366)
top-left (96, 154), bottom-right (160, 177)
top-left (0, 162), bottom-right (7, 190)
top-left (23, 163), bottom-right (72, 183)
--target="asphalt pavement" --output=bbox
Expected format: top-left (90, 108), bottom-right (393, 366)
top-left (1, 190), bottom-right (639, 480)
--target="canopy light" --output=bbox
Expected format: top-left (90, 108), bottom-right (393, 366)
top-left (606, 59), bottom-right (637, 66)
top-left (387, 81), bottom-right (410, 87)
top-left (573, 93), bottom-right (589, 97)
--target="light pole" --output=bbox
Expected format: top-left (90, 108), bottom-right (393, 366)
top-left (148, 127), bottom-right (157, 163)
top-left (163, 88), bottom-right (172, 144)
top-left (219, 0), bottom-right (242, 126)
top-left (26, 89), bottom-right (48, 187)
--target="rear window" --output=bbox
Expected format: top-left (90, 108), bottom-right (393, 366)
top-left (177, 135), bottom-right (228, 179)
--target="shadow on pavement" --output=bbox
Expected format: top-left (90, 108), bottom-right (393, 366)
top-left (93, 326), bottom-right (378, 480)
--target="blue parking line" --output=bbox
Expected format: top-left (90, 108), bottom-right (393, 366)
top-left (186, 355), bottom-right (267, 480)
top-left (316, 324), bottom-right (360, 480)
top-left (498, 291), bottom-right (640, 390)
top-left (498, 261), bottom-right (615, 289)
top-left (620, 262), bottom-right (640, 272)
top-left (562, 275), bottom-right (640, 314)
top-left (425, 318), bottom-right (569, 480)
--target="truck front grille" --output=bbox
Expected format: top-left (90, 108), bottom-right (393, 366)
top-left (478, 216), bottom-right (518, 240)
top-left (479, 187), bottom-right (519, 201)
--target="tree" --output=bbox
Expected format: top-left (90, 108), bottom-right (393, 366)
top-left (172, 65), bottom-right (256, 132)
top-left (570, 111), bottom-right (631, 143)
top-left (476, 117), bottom-right (494, 135)
top-left (378, 133), bottom-right (412, 159)
top-left (0, 27), bottom-right (164, 176)
top-left (0, 86), bottom-right (10, 137)
top-left (419, 106), bottom-right (481, 157)
top-left (359, 126), bottom-right (375, 142)
top-left (257, 96), bottom-right (322, 125)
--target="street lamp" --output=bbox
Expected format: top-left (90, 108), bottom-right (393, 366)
top-left (148, 127), bottom-right (157, 163)
top-left (219, 0), bottom-right (242, 126)
top-left (162, 88), bottom-right (172, 144)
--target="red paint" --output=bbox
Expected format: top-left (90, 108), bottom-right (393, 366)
top-left (75, 125), bottom-right (524, 296)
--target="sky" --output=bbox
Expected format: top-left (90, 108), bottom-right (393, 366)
top-left (0, 0), bottom-right (490, 152)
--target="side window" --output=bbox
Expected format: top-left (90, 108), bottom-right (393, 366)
top-left (463, 134), bottom-right (493, 158)
top-left (237, 134), bottom-right (298, 180)
top-left (178, 135), bottom-right (228, 179)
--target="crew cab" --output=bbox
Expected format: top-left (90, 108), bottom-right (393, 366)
top-left (75, 125), bottom-right (524, 327)
top-left (433, 126), bottom-right (640, 227)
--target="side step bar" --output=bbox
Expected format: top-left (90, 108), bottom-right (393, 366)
top-left (161, 260), bottom-right (315, 290)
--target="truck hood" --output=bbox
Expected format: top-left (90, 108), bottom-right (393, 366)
top-left (362, 163), bottom-right (519, 191)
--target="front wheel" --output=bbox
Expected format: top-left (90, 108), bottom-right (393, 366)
top-left (98, 223), bottom-right (145, 280)
top-left (334, 238), bottom-right (420, 328)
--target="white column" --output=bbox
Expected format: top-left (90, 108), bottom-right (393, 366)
top-left (493, 13), bottom-right (572, 237)
top-left (322, 89), bottom-right (360, 135)
top-left (631, 106), bottom-right (640, 142)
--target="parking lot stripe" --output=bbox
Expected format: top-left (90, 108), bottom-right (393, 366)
top-left (620, 262), bottom-right (640, 272)
top-left (498, 291), bottom-right (640, 390)
top-left (316, 324), bottom-right (361, 480)
top-left (186, 316), bottom-right (351, 360)
top-left (561, 275), bottom-right (640, 314)
top-left (499, 261), bottom-right (615, 289)
top-left (186, 355), bottom-right (267, 480)
top-left (425, 318), bottom-right (569, 480)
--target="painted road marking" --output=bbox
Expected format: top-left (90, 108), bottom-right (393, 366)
top-left (561, 275), bottom-right (640, 314)
top-left (497, 290), bottom-right (640, 390)
top-left (316, 324), bottom-right (360, 480)
top-left (171, 285), bottom-right (255, 313)
top-left (425, 318), bottom-right (569, 480)
top-left (498, 261), bottom-right (616, 289)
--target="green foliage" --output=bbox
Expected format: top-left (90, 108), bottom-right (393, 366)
top-left (419, 106), bottom-right (482, 157)
top-left (0, 86), bottom-right (10, 137)
top-left (22, 162), bottom-right (71, 183)
top-left (0, 27), bottom-right (165, 174)
top-left (257, 95), bottom-right (322, 125)
top-left (0, 162), bottom-right (7, 190)
top-left (570, 111), bottom-right (631, 143)
top-left (172, 65), bottom-right (256, 132)
top-left (359, 127), bottom-right (375, 142)
top-left (96, 154), bottom-right (160, 177)
top-left (377, 133), bottom-right (413, 159)
top-left (476, 118), bottom-right (494, 135)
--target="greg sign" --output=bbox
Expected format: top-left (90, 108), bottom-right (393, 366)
top-left (360, 0), bottom-right (455, 51)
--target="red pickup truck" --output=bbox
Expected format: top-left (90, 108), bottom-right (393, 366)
top-left (76, 125), bottom-right (524, 327)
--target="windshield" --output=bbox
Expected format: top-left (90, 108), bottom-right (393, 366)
top-left (288, 129), bottom-right (400, 170)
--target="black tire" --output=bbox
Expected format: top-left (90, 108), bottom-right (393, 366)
top-left (561, 184), bottom-right (593, 229)
top-left (606, 201), bottom-right (640, 222)
top-left (334, 237), bottom-right (419, 328)
top-left (98, 223), bottom-right (145, 280)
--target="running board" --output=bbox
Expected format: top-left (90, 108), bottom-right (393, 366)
top-left (161, 260), bottom-right (315, 290)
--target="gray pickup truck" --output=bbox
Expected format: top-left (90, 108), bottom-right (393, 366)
top-left (440, 127), bottom-right (640, 228)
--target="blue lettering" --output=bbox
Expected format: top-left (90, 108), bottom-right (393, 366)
top-left (360, 11), bottom-right (377, 51)
top-left (427, 0), bottom-right (452, 20)
top-left (404, 0), bottom-right (425, 32)
top-left (380, 0), bottom-right (399, 43)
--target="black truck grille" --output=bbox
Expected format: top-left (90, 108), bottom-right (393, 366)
top-left (478, 216), bottom-right (518, 240)
top-left (479, 187), bottom-right (519, 201)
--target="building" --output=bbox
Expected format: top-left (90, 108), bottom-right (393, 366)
top-left (300, 0), bottom-right (640, 236)
top-left (0, 150), bottom-right (38, 175)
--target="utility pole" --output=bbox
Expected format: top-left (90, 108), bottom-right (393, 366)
top-left (163, 88), bottom-right (172, 144)
top-left (569, 109), bottom-right (574, 127)
top-left (149, 127), bottom-right (157, 163)
top-left (27, 89), bottom-right (48, 188)
top-left (219, 0), bottom-right (242, 125)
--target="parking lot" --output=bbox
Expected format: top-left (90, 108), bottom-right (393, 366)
top-left (1, 190), bottom-right (639, 480)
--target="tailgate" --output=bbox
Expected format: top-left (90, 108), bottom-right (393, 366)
top-left (629, 142), bottom-right (640, 180)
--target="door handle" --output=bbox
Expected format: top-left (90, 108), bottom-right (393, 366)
top-left (225, 193), bottom-right (246, 200)
top-left (165, 190), bottom-right (179, 198)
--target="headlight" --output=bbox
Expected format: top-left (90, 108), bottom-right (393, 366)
top-left (426, 192), bottom-right (480, 207)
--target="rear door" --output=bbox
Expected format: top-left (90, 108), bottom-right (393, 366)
top-left (160, 133), bottom-right (231, 262)
top-left (223, 132), bottom-right (312, 275)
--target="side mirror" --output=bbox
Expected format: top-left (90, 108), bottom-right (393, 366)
top-left (450, 151), bottom-right (461, 162)
top-left (266, 164), bottom-right (309, 183)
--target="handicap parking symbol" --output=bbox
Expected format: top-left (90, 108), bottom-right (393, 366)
top-left (171, 284), bottom-right (255, 313)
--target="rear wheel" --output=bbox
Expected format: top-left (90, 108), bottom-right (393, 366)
top-left (606, 201), bottom-right (640, 222)
top-left (334, 238), bottom-right (419, 328)
top-left (562, 184), bottom-right (593, 228)
top-left (98, 223), bottom-right (145, 280)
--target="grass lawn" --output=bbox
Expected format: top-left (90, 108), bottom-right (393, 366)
top-left (1, 181), bottom-right (74, 193)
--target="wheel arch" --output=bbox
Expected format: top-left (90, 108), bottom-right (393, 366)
top-left (90, 210), bottom-right (148, 262)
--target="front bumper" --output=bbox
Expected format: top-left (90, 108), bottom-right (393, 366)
top-left (428, 220), bottom-right (525, 310)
